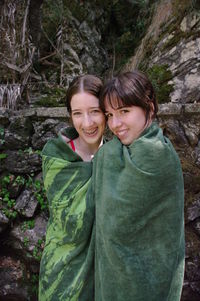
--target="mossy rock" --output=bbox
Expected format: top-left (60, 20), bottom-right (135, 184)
top-left (172, 0), bottom-right (200, 16)
top-left (36, 97), bottom-right (66, 107)
top-left (35, 86), bottom-right (66, 107)
top-left (146, 64), bottom-right (174, 103)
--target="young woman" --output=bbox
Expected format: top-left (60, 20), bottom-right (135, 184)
top-left (39, 74), bottom-right (105, 301)
top-left (93, 71), bottom-right (185, 301)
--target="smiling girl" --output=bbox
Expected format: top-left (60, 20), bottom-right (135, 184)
top-left (93, 70), bottom-right (185, 301)
top-left (39, 74), bottom-right (105, 301)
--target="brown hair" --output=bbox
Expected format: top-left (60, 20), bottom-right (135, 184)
top-left (100, 70), bottom-right (158, 122)
top-left (66, 74), bottom-right (103, 115)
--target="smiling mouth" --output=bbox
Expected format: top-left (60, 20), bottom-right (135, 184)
top-left (83, 128), bottom-right (98, 136)
top-left (115, 129), bottom-right (128, 138)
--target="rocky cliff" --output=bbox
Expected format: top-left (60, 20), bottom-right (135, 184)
top-left (123, 1), bottom-right (200, 299)
top-left (124, 0), bottom-right (200, 104)
top-left (0, 0), bottom-right (200, 300)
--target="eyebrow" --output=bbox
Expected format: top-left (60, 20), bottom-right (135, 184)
top-left (105, 106), bottom-right (126, 113)
top-left (71, 106), bottom-right (100, 112)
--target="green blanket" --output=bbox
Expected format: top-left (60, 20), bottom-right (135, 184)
top-left (39, 127), bottom-right (95, 301)
top-left (93, 122), bottom-right (185, 301)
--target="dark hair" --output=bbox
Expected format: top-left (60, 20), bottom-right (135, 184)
top-left (66, 74), bottom-right (103, 115)
top-left (100, 70), bottom-right (158, 122)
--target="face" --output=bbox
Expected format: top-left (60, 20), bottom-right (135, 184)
top-left (105, 100), bottom-right (149, 145)
top-left (71, 92), bottom-right (105, 147)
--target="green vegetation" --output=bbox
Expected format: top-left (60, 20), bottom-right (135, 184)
top-left (157, 0), bottom-right (200, 52)
top-left (0, 153), bottom-right (7, 159)
top-left (24, 147), bottom-right (35, 154)
top-left (0, 173), bottom-right (47, 221)
top-left (41, 0), bottom-right (156, 73)
top-left (0, 127), bottom-right (5, 145)
top-left (146, 64), bottom-right (174, 103)
top-left (30, 273), bottom-right (39, 295)
top-left (14, 175), bottom-right (26, 186)
top-left (0, 175), bottom-right (18, 219)
top-left (23, 236), bottom-right (30, 248)
top-left (107, 0), bottom-right (156, 71)
top-left (172, 0), bottom-right (200, 15)
top-left (18, 148), bottom-right (41, 156)
top-left (35, 86), bottom-right (66, 107)
top-left (23, 234), bottom-right (44, 261)
top-left (21, 220), bottom-right (35, 232)
top-left (26, 176), bottom-right (48, 210)
top-left (33, 180), bottom-right (47, 210)
top-left (32, 239), bottom-right (44, 261)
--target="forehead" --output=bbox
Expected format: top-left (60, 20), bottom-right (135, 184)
top-left (104, 94), bottom-right (125, 111)
top-left (71, 92), bottom-right (99, 110)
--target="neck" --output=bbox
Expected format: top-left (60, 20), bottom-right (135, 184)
top-left (74, 137), bottom-right (102, 161)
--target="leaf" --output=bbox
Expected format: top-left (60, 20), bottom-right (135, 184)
top-left (0, 153), bottom-right (7, 159)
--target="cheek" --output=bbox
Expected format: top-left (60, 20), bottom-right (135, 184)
top-left (107, 119), bottom-right (113, 130)
top-left (131, 110), bottom-right (146, 125)
top-left (71, 117), bottom-right (80, 129)
top-left (97, 114), bottom-right (106, 128)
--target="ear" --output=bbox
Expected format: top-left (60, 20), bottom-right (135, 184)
top-left (149, 102), bottom-right (155, 119)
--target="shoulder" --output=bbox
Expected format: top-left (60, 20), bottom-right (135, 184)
top-left (42, 135), bottom-right (75, 161)
top-left (96, 136), bottom-right (121, 158)
top-left (129, 123), bottom-right (181, 172)
top-left (60, 127), bottom-right (78, 140)
top-left (42, 137), bottom-right (60, 156)
top-left (131, 123), bottom-right (167, 152)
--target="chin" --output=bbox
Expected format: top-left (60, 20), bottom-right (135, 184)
top-left (85, 136), bottom-right (101, 144)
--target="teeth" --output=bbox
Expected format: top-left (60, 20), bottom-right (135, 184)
top-left (116, 130), bottom-right (127, 137)
top-left (84, 129), bottom-right (97, 135)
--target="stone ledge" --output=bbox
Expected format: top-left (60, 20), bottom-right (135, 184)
top-left (0, 108), bottom-right (12, 118)
top-left (157, 103), bottom-right (182, 116)
top-left (184, 103), bottom-right (200, 114)
top-left (35, 107), bottom-right (68, 117)
top-left (1, 104), bottom-right (200, 119)
top-left (14, 108), bottom-right (36, 117)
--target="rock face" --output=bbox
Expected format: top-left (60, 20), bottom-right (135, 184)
top-left (124, 0), bottom-right (200, 104)
top-left (0, 0), bottom-right (109, 109)
top-left (0, 104), bottom-right (200, 301)
top-left (0, 0), bottom-right (200, 300)
top-left (123, 4), bottom-right (200, 297)
top-left (43, 1), bottom-right (109, 87)
top-left (0, 108), bottom-right (69, 301)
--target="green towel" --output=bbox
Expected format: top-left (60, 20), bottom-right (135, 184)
top-left (93, 122), bottom-right (185, 301)
top-left (39, 127), bottom-right (95, 301)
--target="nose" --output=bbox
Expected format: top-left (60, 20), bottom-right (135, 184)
top-left (83, 113), bottom-right (94, 127)
top-left (109, 115), bottom-right (122, 130)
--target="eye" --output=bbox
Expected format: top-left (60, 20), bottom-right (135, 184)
top-left (72, 111), bottom-right (82, 116)
top-left (105, 113), bottom-right (112, 119)
top-left (91, 109), bottom-right (101, 114)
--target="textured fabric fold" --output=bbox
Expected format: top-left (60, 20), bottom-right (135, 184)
top-left (39, 127), bottom-right (95, 301)
top-left (94, 122), bottom-right (185, 301)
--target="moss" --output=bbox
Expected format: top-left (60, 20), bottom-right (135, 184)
top-left (146, 64), bottom-right (174, 104)
top-left (36, 97), bottom-right (65, 107)
top-left (35, 86), bottom-right (66, 107)
top-left (108, 0), bottom-right (155, 72)
top-left (138, 35), bottom-right (155, 71)
top-left (161, 29), bottom-right (200, 52)
top-left (172, 0), bottom-right (200, 16)
top-left (136, 1), bottom-right (200, 71)
top-left (157, 0), bottom-right (200, 52)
